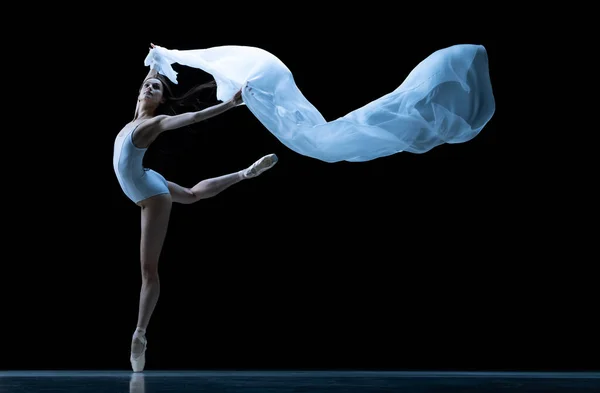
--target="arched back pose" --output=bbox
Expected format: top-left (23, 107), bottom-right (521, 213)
top-left (113, 44), bottom-right (278, 372)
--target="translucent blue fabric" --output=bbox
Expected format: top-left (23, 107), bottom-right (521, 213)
top-left (145, 44), bottom-right (495, 162)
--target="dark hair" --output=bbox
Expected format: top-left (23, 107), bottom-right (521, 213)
top-left (149, 73), bottom-right (218, 116)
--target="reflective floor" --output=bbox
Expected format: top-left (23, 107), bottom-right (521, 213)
top-left (1, 371), bottom-right (599, 392)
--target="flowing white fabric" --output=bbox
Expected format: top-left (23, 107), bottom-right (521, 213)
top-left (145, 44), bottom-right (495, 163)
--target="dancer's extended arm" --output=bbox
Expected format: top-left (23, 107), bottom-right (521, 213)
top-left (153, 88), bottom-right (242, 132)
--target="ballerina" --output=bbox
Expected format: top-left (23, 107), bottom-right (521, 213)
top-left (114, 49), bottom-right (278, 371)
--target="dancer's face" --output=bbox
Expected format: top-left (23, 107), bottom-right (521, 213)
top-left (139, 78), bottom-right (165, 106)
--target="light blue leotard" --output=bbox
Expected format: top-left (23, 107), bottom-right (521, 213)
top-left (113, 122), bottom-right (170, 204)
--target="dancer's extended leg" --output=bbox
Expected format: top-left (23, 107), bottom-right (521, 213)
top-left (168, 154), bottom-right (278, 204)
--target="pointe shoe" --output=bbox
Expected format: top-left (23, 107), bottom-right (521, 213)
top-left (242, 154), bottom-right (278, 179)
top-left (130, 333), bottom-right (147, 372)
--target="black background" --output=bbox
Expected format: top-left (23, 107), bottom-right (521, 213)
top-left (2, 6), bottom-right (595, 372)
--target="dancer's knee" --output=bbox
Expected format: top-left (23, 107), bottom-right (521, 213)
top-left (140, 262), bottom-right (159, 281)
top-left (167, 181), bottom-right (198, 204)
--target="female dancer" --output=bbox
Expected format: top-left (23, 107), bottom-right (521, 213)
top-left (114, 46), bottom-right (278, 371)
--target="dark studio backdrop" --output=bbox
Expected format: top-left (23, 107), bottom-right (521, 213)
top-left (2, 7), bottom-right (597, 373)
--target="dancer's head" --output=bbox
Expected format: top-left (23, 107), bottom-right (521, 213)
top-left (138, 76), bottom-right (167, 108)
top-left (135, 73), bottom-right (216, 118)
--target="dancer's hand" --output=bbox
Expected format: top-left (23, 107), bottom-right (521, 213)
top-left (232, 88), bottom-right (244, 106)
